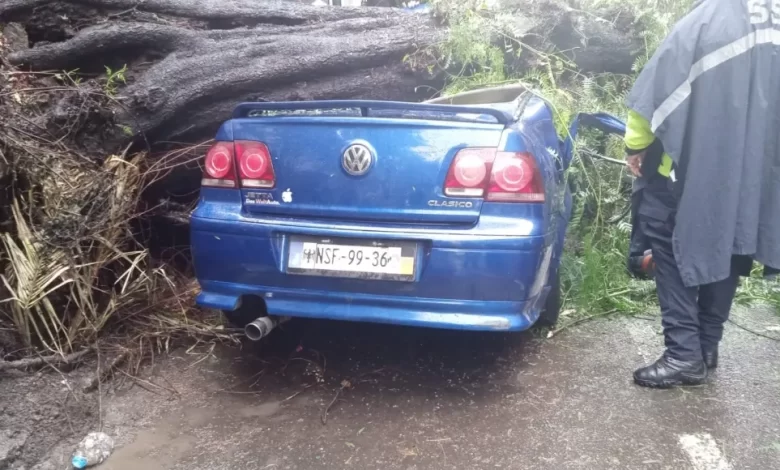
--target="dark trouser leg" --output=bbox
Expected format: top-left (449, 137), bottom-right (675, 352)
top-left (640, 216), bottom-right (703, 362)
top-left (633, 176), bottom-right (709, 386)
top-left (697, 276), bottom-right (739, 351)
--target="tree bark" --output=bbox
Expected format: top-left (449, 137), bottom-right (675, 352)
top-left (1, 0), bottom-right (392, 24)
top-left (3, 0), bottom-right (641, 144)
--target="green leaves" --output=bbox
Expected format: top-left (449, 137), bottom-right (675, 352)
top-left (103, 64), bottom-right (128, 96)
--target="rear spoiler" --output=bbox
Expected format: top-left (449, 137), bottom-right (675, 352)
top-left (232, 100), bottom-right (513, 125)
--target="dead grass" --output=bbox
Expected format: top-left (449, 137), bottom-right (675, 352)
top-left (0, 28), bottom-right (230, 363)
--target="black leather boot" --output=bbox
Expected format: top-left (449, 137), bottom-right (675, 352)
top-left (702, 347), bottom-right (718, 369)
top-left (633, 355), bottom-right (708, 388)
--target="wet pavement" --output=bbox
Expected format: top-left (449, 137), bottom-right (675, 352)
top-left (42, 307), bottom-right (780, 470)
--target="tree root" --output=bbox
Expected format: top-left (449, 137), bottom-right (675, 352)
top-left (8, 23), bottom-right (193, 70)
top-left (0, 348), bottom-right (91, 372)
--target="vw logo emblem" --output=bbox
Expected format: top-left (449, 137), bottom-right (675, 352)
top-left (342, 144), bottom-right (373, 176)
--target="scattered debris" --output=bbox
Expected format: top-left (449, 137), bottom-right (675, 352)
top-left (83, 349), bottom-right (130, 393)
top-left (71, 432), bottom-right (114, 468)
top-left (547, 310), bottom-right (620, 338)
top-left (282, 383), bottom-right (315, 403)
top-left (728, 319), bottom-right (780, 342)
top-left (321, 379), bottom-right (352, 425)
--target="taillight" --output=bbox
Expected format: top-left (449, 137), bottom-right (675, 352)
top-left (202, 142), bottom-right (237, 188)
top-left (487, 152), bottom-right (544, 202)
top-left (201, 140), bottom-right (276, 189)
top-left (444, 148), bottom-right (495, 197)
top-left (235, 140), bottom-right (275, 188)
top-left (444, 149), bottom-right (544, 202)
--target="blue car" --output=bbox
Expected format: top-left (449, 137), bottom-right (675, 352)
top-left (191, 85), bottom-right (622, 338)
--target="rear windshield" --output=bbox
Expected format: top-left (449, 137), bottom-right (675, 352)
top-left (246, 107), bottom-right (500, 124)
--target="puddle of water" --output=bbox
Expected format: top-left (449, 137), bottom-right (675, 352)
top-left (101, 419), bottom-right (197, 470)
top-left (100, 401), bottom-right (285, 470)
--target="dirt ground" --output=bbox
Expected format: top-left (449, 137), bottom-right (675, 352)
top-left (2, 306), bottom-right (780, 470)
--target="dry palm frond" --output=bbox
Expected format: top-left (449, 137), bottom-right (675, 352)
top-left (1, 200), bottom-right (72, 354)
top-left (0, 148), bottom-right (167, 355)
top-left (0, 55), bottom-right (225, 362)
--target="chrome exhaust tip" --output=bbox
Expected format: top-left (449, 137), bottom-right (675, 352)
top-left (244, 316), bottom-right (288, 341)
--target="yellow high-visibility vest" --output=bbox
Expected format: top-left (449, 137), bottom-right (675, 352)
top-left (625, 110), bottom-right (673, 177)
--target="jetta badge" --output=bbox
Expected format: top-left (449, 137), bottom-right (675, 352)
top-left (342, 144), bottom-right (373, 176)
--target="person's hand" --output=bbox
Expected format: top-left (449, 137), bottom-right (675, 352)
top-left (626, 151), bottom-right (645, 177)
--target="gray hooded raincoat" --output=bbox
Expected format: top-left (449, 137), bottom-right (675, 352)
top-left (627, 0), bottom-right (780, 287)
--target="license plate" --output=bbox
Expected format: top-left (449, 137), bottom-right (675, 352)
top-left (287, 236), bottom-right (417, 281)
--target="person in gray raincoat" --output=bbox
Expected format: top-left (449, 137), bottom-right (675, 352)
top-left (624, 0), bottom-right (780, 388)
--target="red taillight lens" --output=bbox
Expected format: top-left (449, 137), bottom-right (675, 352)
top-left (444, 148), bottom-right (495, 197)
top-left (236, 141), bottom-right (275, 188)
top-left (443, 149), bottom-right (544, 203)
top-left (487, 152), bottom-right (544, 202)
top-left (202, 142), bottom-right (236, 188)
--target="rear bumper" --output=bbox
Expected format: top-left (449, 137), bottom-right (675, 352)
top-left (191, 211), bottom-right (553, 332)
top-left (198, 281), bottom-right (547, 331)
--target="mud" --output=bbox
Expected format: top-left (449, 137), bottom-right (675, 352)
top-left (2, 306), bottom-right (780, 470)
top-left (0, 368), bottom-right (98, 470)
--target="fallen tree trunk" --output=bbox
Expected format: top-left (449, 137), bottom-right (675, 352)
top-left (2, 0), bottom-right (641, 145)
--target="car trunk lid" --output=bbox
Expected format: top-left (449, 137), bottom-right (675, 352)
top-left (231, 101), bottom-right (508, 224)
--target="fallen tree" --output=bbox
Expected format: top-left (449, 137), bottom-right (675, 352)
top-left (2, 0), bottom-right (641, 144)
top-left (0, 0), bottom-right (644, 356)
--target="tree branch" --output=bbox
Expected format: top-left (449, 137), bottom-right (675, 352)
top-left (0, 348), bottom-right (91, 372)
